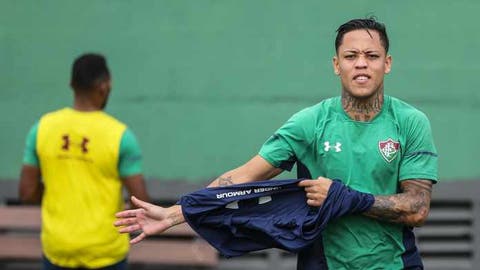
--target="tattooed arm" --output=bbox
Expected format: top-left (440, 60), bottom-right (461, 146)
top-left (364, 179), bottom-right (433, 227)
top-left (208, 155), bottom-right (283, 187)
top-left (300, 178), bottom-right (433, 227)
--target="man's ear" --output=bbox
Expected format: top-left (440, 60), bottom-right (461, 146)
top-left (384, 55), bottom-right (392, 74)
top-left (333, 56), bottom-right (340, 75)
top-left (98, 79), bottom-right (111, 96)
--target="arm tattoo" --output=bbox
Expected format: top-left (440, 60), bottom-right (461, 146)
top-left (167, 211), bottom-right (185, 226)
top-left (168, 210), bottom-right (184, 226)
top-left (366, 196), bottom-right (403, 222)
top-left (216, 176), bottom-right (234, 187)
top-left (364, 180), bottom-right (432, 226)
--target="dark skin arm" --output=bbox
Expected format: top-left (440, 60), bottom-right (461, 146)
top-left (122, 174), bottom-right (150, 203)
top-left (19, 164), bottom-right (43, 204)
top-left (299, 178), bottom-right (433, 227)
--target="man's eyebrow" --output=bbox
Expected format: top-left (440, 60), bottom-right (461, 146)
top-left (342, 49), bottom-right (381, 54)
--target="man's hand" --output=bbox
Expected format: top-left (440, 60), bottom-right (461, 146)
top-left (298, 177), bottom-right (333, 207)
top-left (114, 196), bottom-right (185, 244)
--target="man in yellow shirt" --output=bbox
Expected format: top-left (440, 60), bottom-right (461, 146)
top-left (19, 53), bottom-right (149, 270)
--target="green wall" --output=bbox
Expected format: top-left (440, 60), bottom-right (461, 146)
top-left (1, 1), bottom-right (479, 182)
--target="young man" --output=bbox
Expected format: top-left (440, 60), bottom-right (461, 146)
top-left (19, 53), bottom-right (149, 270)
top-left (115, 18), bottom-right (437, 270)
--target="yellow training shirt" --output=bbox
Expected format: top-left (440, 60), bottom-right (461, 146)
top-left (36, 108), bottom-right (129, 268)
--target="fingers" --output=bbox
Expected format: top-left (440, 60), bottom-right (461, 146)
top-left (305, 191), bottom-right (315, 200)
top-left (131, 196), bottom-right (151, 209)
top-left (305, 190), bottom-right (324, 207)
top-left (300, 177), bottom-right (333, 207)
top-left (114, 217), bottom-right (138, 227)
top-left (298, 177), bottom-right (332, 186)
top-left (115, 208), bottom-right (143, 218)
top-left (118, 224), bottom-right (142, 234)
top-left (303, 186), bottom-right (316, 193)
top-left (298, 179), bottom-right (316, 187)
top-left (299, 178), bottom-right (333, 189)
top-left (307, 199), bottom-right (322, 207)
top-left (130, 232), bottom-right (147, 245)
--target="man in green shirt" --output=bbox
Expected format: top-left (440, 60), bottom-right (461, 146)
top-left (115, 17), bottom-right (437, 270)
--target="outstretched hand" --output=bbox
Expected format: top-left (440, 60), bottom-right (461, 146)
top-left (298, 177), bottom-right (333, 207)
top-left (114, 196), bottom-right (184, 244)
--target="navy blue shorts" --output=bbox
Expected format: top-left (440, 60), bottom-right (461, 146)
top-left (42, 255), bottom-right (127, 270)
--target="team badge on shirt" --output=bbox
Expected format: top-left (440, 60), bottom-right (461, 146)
top-left (378, 138), bottom-right (400, 163)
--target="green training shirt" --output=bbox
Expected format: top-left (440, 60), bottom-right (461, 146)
top-left (259, 95), bottom-right (438, 270)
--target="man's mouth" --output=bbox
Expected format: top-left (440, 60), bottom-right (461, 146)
top-left (353, 74), bottom-right (370, 83)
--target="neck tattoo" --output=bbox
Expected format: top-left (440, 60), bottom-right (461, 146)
top-left (342, 90), bottom-right (384, 122)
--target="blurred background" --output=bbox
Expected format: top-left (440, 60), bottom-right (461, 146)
top-left (1, 0), bottom-right (479, 269)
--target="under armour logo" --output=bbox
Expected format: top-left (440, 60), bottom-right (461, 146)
top-left (324, 141), bottom-right (342, 152)
top-left (62, 134), bottom-right (89, 153)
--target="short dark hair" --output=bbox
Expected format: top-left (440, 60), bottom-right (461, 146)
top-left (335, 17), bottom-right (389, 53)
top-left (71, 53), bottom-right (110, 91)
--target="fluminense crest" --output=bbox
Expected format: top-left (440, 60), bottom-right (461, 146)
top-left (378, 138), bottom-right (400, 162)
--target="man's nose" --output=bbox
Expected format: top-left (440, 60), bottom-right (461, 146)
top-left (355, 55), bottom-right (368, 68)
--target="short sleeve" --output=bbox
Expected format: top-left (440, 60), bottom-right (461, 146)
top-left (259, 108), bottom-right (315, 171)
top-left (22, 122), bottom-right (39, 166)
top-left (399, 112), bottom-right (438, 182)
top-left (118, 128), bottom-right (143, 177)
